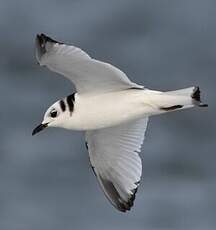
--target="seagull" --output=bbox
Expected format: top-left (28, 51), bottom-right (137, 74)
top-left (33, 33), bottom-right (207, 212)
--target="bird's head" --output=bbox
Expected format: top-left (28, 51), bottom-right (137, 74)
top-left (32, 94), bottom-right (75, 135)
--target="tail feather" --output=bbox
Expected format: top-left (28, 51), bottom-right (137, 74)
top-left (166, 87), bottom-right (195, 96)
top-left (166, 86), bottom-right (208, 107)
top-left (191, 86), bottom-right (208, 107)
top-left (157, 86), bottom-right (208, 112)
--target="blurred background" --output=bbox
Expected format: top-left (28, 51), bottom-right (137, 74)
top-left (0, 0), bottom-right (215, 229)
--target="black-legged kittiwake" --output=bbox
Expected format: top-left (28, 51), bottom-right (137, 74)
top-left (32, 33), bottom-right (208, 212)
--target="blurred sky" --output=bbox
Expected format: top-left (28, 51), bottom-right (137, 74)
top-left (0, 0), bottom-right (215, 230)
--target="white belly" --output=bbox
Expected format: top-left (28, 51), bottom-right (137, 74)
top-left (65, 89), bottom-right (156, 130)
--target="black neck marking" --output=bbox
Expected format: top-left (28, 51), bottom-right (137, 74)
top-left (59, 100), bottom-right (66, 112)
top-left (66, 93), bottom-right (75, 115)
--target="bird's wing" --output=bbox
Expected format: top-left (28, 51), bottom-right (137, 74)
top-left (35, 34), bottom-right (143, 95)
top-left (85, 118), bottom-right (148, 212)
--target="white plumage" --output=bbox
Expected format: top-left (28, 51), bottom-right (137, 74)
top-left (33, 34), bottom-right (207, 212)
top-left (36, 35), bottom-right (143, 95)
top-left (86, 118), bottom-right (148, 211)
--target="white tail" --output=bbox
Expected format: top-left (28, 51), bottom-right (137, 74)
top-left (146, 86), bottom-right (208, 113)
top-left (166, 86), bottom-right (208, 108)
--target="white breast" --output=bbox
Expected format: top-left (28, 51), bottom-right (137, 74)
top-left (64, 89), bottom-right (153, 130)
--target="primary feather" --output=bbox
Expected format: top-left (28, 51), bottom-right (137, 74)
top-left (36, 33), bottom-right (143, 95)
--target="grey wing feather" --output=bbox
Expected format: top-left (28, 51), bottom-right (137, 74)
top-left (35, 33), bottom-right (143, 95)
top-left (85, 118), bottom-right (148, 212)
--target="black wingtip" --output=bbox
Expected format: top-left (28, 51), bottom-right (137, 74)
top-left (125, 181), bottom-right (140, 211)
top-left (35, 34), bottom-right (46, 62)
top-left (116, 182), bottom-right (140, 212)
top-left (192, 86), bottom-right (208, 107)
top-left (192, 86), bottom-right (201, 102)
top-left (98, 176), bottom-right (140, 213)
top-left (35, 33), bottom-right (63, 63)
top-left (37, 33), bottom-right (62, 44)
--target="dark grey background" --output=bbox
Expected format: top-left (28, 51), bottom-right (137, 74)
top-left (0, 0), bottom-right (215, 229)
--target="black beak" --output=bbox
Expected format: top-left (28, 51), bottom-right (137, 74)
top-left (32, 123), bottom-right (48, 136)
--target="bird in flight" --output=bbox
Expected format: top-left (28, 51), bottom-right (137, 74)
top-left (33, 33), bottom-right (207, 212)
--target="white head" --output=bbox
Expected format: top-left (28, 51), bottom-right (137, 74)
top-left (32, 94), bottom-right (75, 135)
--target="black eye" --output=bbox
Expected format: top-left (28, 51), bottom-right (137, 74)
top-left (50, 110), bottom-right (58, 118)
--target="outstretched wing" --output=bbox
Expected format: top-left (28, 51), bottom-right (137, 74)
top-left (85, 118), bottom-right (148, 212)
top-left (35, 34), bottom-right (143, 95)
